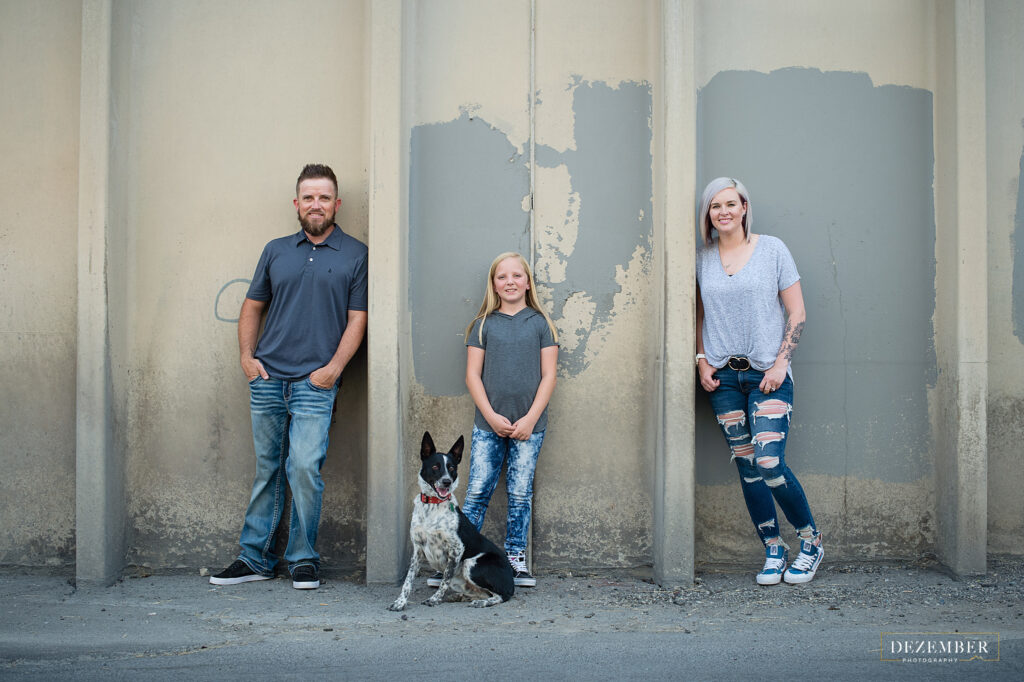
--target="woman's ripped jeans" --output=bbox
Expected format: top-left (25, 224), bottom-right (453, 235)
top-left (707, 367), bottom-right (817, 546)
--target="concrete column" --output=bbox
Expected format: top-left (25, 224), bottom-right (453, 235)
top-left (949, 0), bottom-right (988, 574)
top-left (934, 0), bottom-right (988, 576)
top-left (76, 0), bottom-right (123, 585)
top-left (653, 0), bottom-right (697, 585)
top-left (365, 0), bottom-right (408, 583)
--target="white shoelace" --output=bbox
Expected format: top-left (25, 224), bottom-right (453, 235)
top-left (790, 549), bottom-right (817, 571)
top-left (761, 556), bottom-right (785, 572)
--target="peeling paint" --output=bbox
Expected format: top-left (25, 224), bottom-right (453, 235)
top-left (410, 79), bottom-right (653, 394)
top-left (535, 79), bottom-right (653, 375)
top-left (534, 165), bottom-right (579, 284)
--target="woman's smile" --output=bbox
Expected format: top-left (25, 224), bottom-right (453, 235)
top-left (709, 187), bottom-right (746, 234)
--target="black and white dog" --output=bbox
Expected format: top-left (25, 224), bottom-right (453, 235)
top-left (387, 432), bottom-right (514, 610)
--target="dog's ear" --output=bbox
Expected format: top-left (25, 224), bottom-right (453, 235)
top-left (420, 432), bottom-right (435, 460)
top-left (450, 435), bottom-right (464, 464)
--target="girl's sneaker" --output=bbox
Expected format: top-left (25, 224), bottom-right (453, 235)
top-left (784, 537), bottom-right (823, 584)
top-left (426, 572), bottom-right (443, 587)
top-left (508, 552), bottom-right (536, 587)
top-left (756, 544), bottom-right (788, 585)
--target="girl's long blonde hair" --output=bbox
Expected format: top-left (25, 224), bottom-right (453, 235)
top-left (465, 252), bottom-right (559, 345)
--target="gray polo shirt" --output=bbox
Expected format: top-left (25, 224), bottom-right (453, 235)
top-left (247, 226), bottom-right (368, 381)
top-left (696, 234), bottom-right (799, 371)
top-left (467, 307), bottom-right (558, 433)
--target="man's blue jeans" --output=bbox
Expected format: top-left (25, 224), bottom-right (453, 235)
top-left (706, 367), bottom-right (817, 545)
top-left (461, 425), bottom-right (545, 555)
top-left (237, 377), bottom-right (337, 575)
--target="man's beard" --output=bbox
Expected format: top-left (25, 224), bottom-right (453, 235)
top-left (298, 208), bottom-right (335, 237)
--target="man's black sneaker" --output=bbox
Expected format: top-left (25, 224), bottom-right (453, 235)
top-left (209, 560), bottom-right (271, 585)
top-left (426, 571), bottom-right (443, 587)
top-left (292, 564), bottom-right (320, 589)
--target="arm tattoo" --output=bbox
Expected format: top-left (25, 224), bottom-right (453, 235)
top-left (779, 321), bottom-right (805, 362)
top-left (790, 321), bottom-right (804, 345)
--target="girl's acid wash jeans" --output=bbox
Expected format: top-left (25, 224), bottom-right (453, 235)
top-left (461, 425), bottom-right (545, 555)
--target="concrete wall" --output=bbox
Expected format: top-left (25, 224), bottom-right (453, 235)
top-left (105, 0), bottom-right (370, 573)
top-left (403, 0), bottom-right (660, 571)
top-left (693, 0), bottom-right (939, 562)
top-left (0, 0), bottom-right (81, 569)
top-left (1, 0), bottom-right (1020, 581)
top-left (986, 0), bottom-right (1024, 554)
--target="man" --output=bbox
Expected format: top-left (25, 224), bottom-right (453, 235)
top-left (211, 164), bottom-right (368, 590)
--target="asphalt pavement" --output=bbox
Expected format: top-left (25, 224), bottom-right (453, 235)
top-left (2, 556), bottom-right (1022, 680)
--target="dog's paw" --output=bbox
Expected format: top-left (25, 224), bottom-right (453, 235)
top-left (386, 600), bottom-right (406, 612)
top-left (423, 597), bottom-right (441, 607)
top-left (469, 596), bottom-right (501, 608)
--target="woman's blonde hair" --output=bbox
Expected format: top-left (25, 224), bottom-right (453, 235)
top-left (465, 252), bottom-right (559, 344)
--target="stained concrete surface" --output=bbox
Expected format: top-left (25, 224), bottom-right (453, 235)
top-left (2, 557), bottom-right (1022, 680)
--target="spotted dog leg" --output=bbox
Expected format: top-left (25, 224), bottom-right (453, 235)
top-left (424, 556), bottom-right (458, 606)
top-left (387, 548), bottom-right (422, 611)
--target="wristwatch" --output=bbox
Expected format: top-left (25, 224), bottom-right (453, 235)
top-left (695, 353), bottom-right (706, 365)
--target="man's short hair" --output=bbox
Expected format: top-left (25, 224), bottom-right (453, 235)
top-left (296, 163), bottom-right (338, 197)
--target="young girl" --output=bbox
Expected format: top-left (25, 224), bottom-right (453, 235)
top-left (461, 252), bottom-right (559, 587)
top-left (696, 177), bottom-right (823, 585)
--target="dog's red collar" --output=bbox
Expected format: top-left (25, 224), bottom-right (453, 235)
top-left (420, 492), bottom-right (451, 505)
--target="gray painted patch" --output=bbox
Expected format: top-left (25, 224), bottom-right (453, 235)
top-left (410, 82), bottom-right (653, 394)
top-left (409, 112), bottom-right (531, 396)
top-left (536, 80), bottom-right (653, 374)
top-left (695, 68), bottom-right (936, 484)
top-left (1013, 145), bottom-right (1024, 342)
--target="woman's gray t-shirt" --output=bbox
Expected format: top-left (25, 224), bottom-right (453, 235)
top-left (696, 234), bottom-right (800, 371)
top-left (467, 307), bottom-right (558, 433)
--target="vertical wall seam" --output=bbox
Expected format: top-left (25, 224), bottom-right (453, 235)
top-left (655, 0), bottom-right (697, 584)
top-left (529, 0), bottom-right (537, 268)
top-left (365, 0), bottom-right (407, 583)
top-left (76, 0), bottom-right (121, 585)
top-left (952, 0), bottom-right (988, 574)
top-left (527, 0), bottom-right (537, 565)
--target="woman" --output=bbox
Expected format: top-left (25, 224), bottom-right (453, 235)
top-left (695, 177), bottom-right (823, 585)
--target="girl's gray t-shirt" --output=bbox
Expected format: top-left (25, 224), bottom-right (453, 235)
top-left (467, 307), bottom-right (558, 433)
top-left (696, 234), bottom-right (800, 371)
